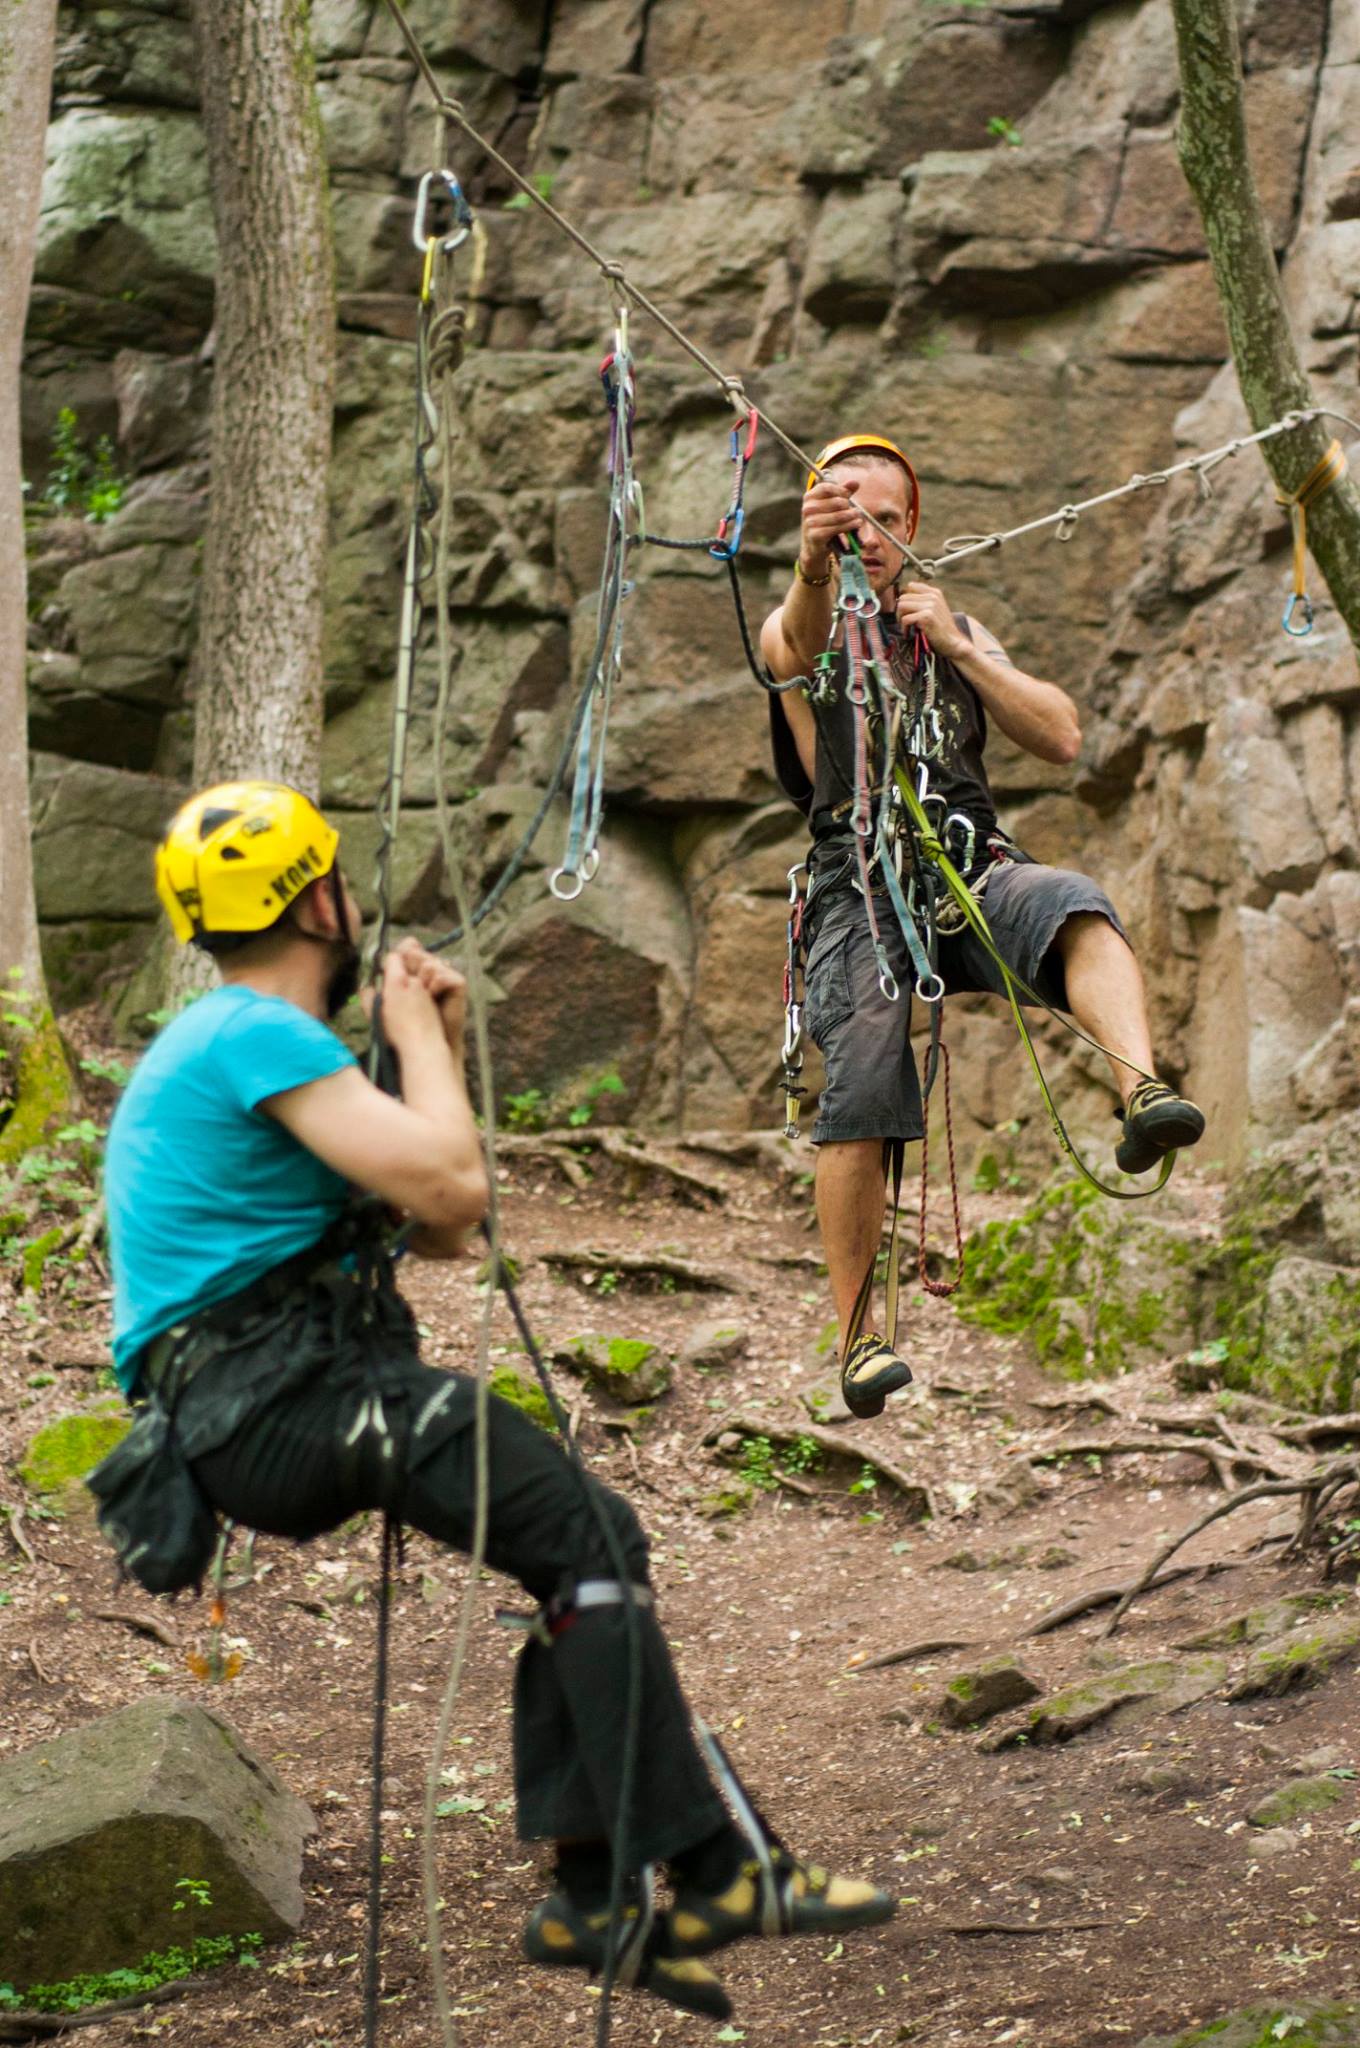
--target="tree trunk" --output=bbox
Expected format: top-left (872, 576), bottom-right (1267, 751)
top-left (0, 0), bottom-right (72, 1158)
top-left (188, 0), bottom-right (336, 791)
top-left (1172, 0), bottom-right (1360, 654)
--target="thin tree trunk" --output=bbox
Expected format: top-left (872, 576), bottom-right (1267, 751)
top-left (1172, 0), bottom-right (1360, 653)
top-left (0, 0), bottom-right (71, 1156)
top-left (189, 0), bottom-right (336, 791)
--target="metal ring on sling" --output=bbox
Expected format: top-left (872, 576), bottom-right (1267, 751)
top-left (878, 968), bottom-right (900, 1002)
top-left (915, 971), bottom-right (946, 1005)
top-left (579, 847), bottom-right (601, 883)
top-left (548, 866), bottom-right (585, 901)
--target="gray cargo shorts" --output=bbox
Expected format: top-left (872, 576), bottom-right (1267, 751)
top-left (803, 859), bottom-right (1127, 1145)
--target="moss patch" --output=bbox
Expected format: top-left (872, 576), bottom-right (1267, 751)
top-left (0, 1005), bottom-right (74, 1167)
top-left (20, 1406), bottom-right (129, 1497)
top-left (487, 1367), bottom-right (558, 1434)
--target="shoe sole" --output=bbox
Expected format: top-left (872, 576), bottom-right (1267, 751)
top-left (524, 1922), bottom-right (732, 2020)
top-left (1117, 1104), bottom-right (1206, 1175)
top-left (842, 1360), bottom-right (913, 1419)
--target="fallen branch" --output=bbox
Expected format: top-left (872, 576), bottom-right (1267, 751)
top-left (1278, 1412), bottom-right (1360, 1445)
top-left (26, 1638), bottom-right (55, 1686)
top-left (704, 1410), bottom-right (937, 1517)
top-left (849, 1636), bottom-right (976, 1672)
top-left (542, 1246), bottom-right (740, 1293)
top-left (91, 1606), bottom-right (179, 1649)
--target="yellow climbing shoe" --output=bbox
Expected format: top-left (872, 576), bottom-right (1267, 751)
top-left (664, 1847), bottom-right (896, 1958)
top-left (841, 1331), bottom-right (913, 1419)
top-left (524, 1889), bottom-right (732, 2019)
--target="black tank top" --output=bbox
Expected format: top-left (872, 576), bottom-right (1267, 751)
top-left (768, 611), bottom-right (998, 843)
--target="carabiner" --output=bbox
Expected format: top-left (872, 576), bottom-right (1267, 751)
top-left (787, 862), bottom-right (806, 906)
top-left (1282, 591), bottom-right (1314, 637)
top-left (709, 504), bottom-right (745, 561)
top-left (782, 1004), bottom-right (803, 1064)
top-left (412, 169), bottom-right (473, 255)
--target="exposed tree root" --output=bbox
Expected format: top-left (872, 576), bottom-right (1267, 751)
top-left (91, 1606), bottom-right (179, 1649)
top-left (939, 1918), bottom-right (1110, 1938)
top-left (0, 1979), bottom-right (193, 2040)
top-left (497, 1128), bottom-right (730, 1203)
top-left (1102, 1457), bottom-right (1360, 1637)
top-left (541, 1245), bottom-right (740, 1293)
top-left (1025, 1562), bottom-right (1229, 1636)
top-left (704, 1409), bottom-right (937, 1517)
top-left (848, 1636), bottom-right (977, 1672)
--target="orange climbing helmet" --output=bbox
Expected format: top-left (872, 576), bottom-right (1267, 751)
top-left (807, 434), bottom-right (921, 541)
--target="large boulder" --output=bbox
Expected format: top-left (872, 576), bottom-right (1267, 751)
top-left (0, 1699), bottom-right (314, 1992)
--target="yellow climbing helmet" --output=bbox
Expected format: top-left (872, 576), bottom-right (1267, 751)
top-left (154, 781), bottom-right (339, 946)
top-left (807, 434), bottom-right (921, 541)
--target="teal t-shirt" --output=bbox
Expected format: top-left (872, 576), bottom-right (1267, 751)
top-left (106, 985), bottom-right (357, 1391)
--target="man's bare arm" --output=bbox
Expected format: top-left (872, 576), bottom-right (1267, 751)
top-left (896, 584), bottom-right (1081, 766)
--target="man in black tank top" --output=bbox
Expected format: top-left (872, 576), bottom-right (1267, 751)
top-left (760, 436), bottom-right (1205, 1422)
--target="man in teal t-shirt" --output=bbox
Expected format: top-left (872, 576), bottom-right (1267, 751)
top-left (95, 779), bottom-right (894, 2026)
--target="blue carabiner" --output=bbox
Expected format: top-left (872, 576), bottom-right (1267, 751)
top-left (1282, 591), bottom-right (1314, 637)
top-left (709, 504), bottom-right (745, 561)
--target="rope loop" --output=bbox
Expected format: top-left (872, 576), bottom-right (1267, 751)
top-left (1054, 505), bottom-right (1079, 543)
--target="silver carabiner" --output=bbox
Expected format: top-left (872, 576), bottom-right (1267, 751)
top-left (787, 862), bottom-right (806, 905)
top-left (782, 1004), bottom-right (803, 1063)
top-left (413, 169), bottom-right (473, 254)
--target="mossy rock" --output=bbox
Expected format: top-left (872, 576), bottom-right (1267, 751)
top-left (1230, 1613), bottom-right (1360, 1701)
top-left (696, 1481), bottom-right (754, 1519)
top-left (938, 1655), bottom-right (1041, 1730)
top-left (1012, 1654), bottom-right (1228, 1745)
top-left (1248, 1774), bottom-right (1346, 1829)
top-left (486, 1366), bottom-right (559, 1434)
top-left (557, 1334), bottom-right (673, 1405)
top-left (19, 1405), bottom-right (129, 1503)
top-left (1134, 2002), bottom-right (1360, 2047)
top-left (957, 1178), bottom-right (1204, 1380)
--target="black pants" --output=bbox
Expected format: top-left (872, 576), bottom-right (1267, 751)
top-left (171, 1265), bottom-right (727, 1866)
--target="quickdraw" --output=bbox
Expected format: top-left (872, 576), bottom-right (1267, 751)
top-left (550, 309), bottom-right (637, 901)
top-left (781, 863), bottom-right (806, 1139)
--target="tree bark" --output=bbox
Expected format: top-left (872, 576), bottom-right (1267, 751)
top-left (189, 0), bottom-right (336, 791)
top-left (1172, 0), bottom-right (1360, 653)
top-left (0, 0), bottom-right (72, 1156)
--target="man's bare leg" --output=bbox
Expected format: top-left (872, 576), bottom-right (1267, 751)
top-left (816, 1139), bottom-right (886, 1349)
top-left (816, 1137), bottom-right (914, 1416)
top-left (1054, 911), bottom-right (1204, 1168)
top-left (1054, 912), bottom-right (1154, 1103)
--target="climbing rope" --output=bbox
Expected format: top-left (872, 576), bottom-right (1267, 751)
top-left (376, 160), bottom-right (647, 2048)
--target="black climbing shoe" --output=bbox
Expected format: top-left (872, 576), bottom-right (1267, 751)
top-left (664, 1847), bottom-right (897, 1959)
top-left (524, 1888), bottom-right (732, 2020)
top-left (841, 1331), bottom-right (913, 1419)
top-left (1114, 1079), bottom-right (1206, 1176)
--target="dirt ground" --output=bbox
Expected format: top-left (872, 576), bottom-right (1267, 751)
top-left (2, 1148), bottom-right (1359, 2048)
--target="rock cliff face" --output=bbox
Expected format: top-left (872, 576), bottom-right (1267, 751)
top-left (23, 0), bottom-right (1360, 1174)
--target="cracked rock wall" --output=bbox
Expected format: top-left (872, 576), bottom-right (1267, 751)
top-left (22, 0), bottom-right (1360, 1174)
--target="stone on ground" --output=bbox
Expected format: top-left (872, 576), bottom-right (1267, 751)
top-left (1248, 1773), bottom-right (1347, 1829)
top-left (678, 1318), bottom-right (750, 1371)
top-left (0, 1697), bottom-right (315, 1992)
top-left (937, 1655), bottom-right (1042, 1729)
top-left (1004, 1654), bottom-right (1228, 1745)
top-left (554, 1332), bottom-right (673, 1403)
top-left (1229, 1610), bottom-right (1360, 1700)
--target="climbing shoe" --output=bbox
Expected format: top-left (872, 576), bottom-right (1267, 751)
top-left (841, 1331), bottom-right (913, 1419)
top-left (1114, 1079), bottom-right (1206, 1176)
top-left (523, 1888), bottom-right (732, 2020)
top-left (663, 1846), bottom-right (896, 1959)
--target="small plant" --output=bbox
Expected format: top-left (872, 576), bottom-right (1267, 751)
top-left (80, 1054), bottom-right (133, 1088)
top-left (738, 1435), bottom-right (778, 1492)
top-left (987, 115), bottom-right (1023, 146)
top-left (565, 1069), bottom-right (626, 1129)
top-left (782, 1434), bottom-right (822, 1476)
top-left (503, 1086), bottom-right (549, 1132)
top-left (596, 1268), bottom-right (620, 1298)
top-left (39, 408), bottom-right (127, 523)
top-left (848, 1463), bottom-right (878, 1497)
